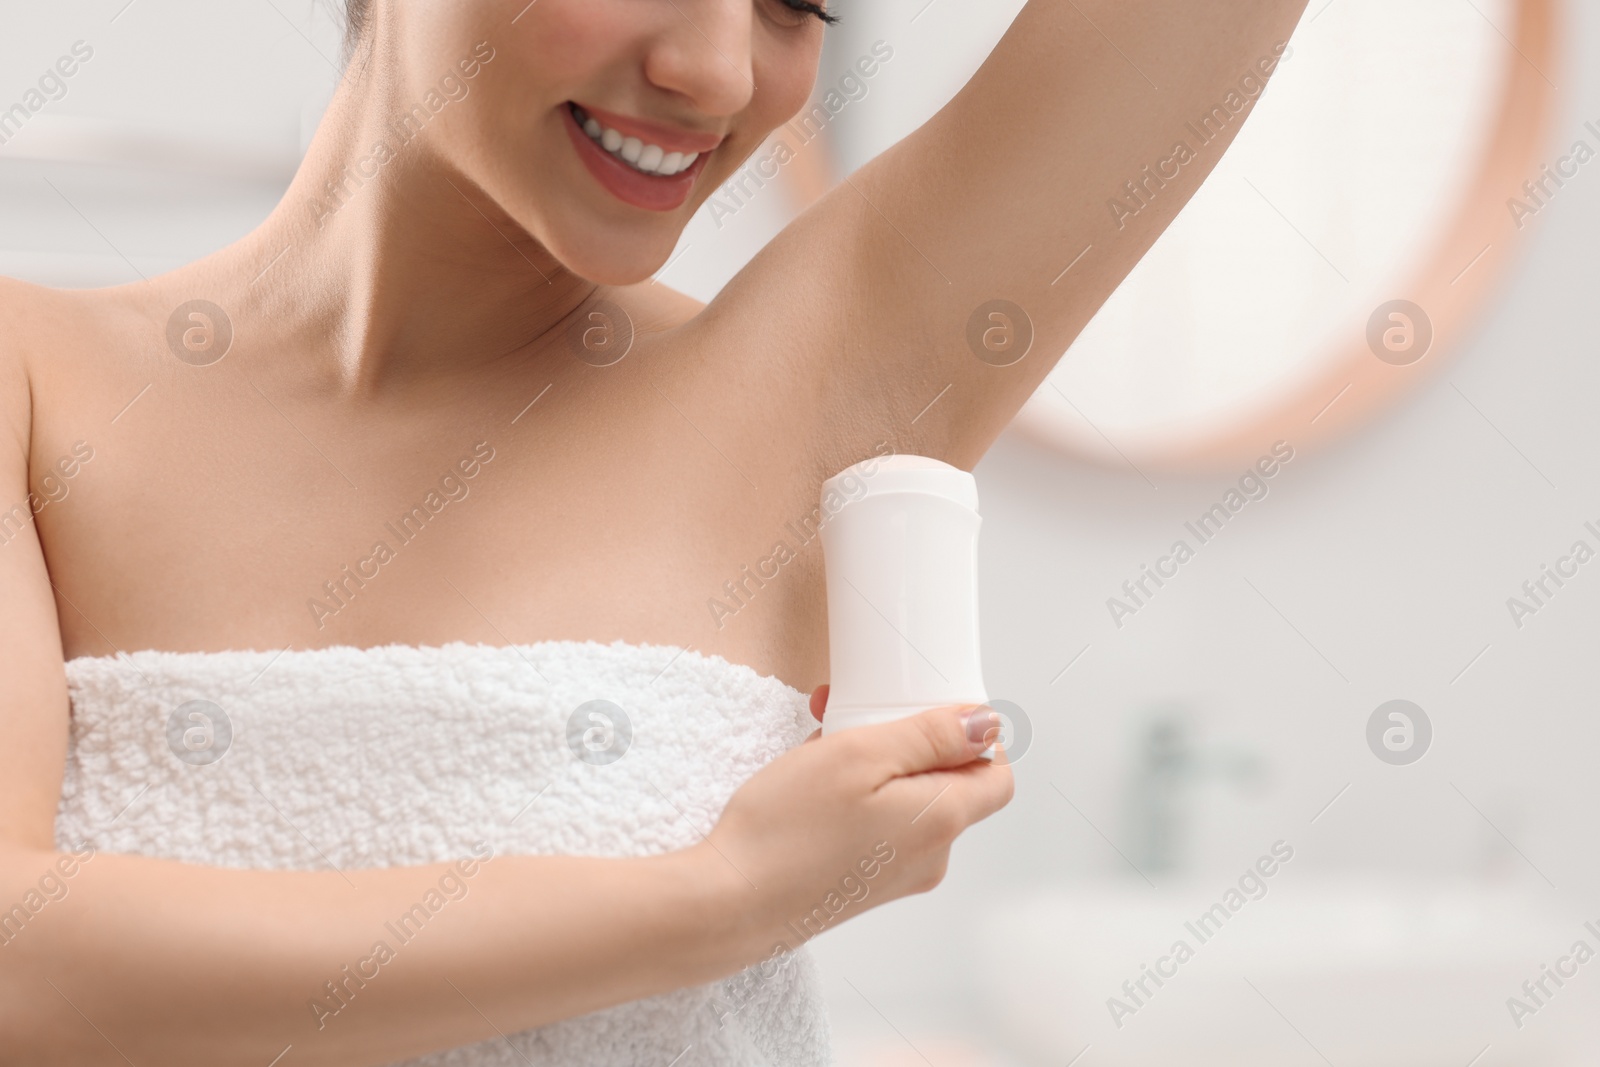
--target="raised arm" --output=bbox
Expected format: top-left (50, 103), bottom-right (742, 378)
top-left (706, 0), bottom-right (1311, 469)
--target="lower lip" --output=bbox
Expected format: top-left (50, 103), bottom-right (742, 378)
top-left (562, 105), bottom-right (708, 213)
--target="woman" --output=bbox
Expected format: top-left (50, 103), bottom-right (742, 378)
top-left (0, 0), bottom-right (1307, 1063)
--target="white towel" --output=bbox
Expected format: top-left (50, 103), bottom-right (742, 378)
top-left (57, 640), bottom-right (835, 1066)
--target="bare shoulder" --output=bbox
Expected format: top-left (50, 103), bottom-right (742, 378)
top-left (0, 278), bottom-right (167, 445)
top-left (0, 278), bottom-right (129, 439)
top-left (0, 276), bottom-right (56, 458)
top-left (0, 274), bottom-right (117, 368)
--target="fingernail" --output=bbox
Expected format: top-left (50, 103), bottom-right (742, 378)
top-left (965, 708), bottom-right (999, 749)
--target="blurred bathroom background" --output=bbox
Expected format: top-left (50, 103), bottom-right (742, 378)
top-left (4, 0), bottom-right (1598, 1063)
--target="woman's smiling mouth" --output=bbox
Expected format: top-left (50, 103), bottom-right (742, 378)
top-left (562, 102), bottom-right (723, 212)
top-left (572, 103), bottom-right (701, 176)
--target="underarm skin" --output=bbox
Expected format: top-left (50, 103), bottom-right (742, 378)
top-left (708, 0), bottom-right (1314, 467)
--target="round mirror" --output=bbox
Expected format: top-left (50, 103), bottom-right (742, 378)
top-left (1013, 0), bottom-right (1561, 470)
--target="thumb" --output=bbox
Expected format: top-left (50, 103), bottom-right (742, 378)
top-left (843, 703), bottom-right (997, 777)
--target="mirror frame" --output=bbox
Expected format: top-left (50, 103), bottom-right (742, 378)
top-left (1010, 0), bottom-right (1562, 473)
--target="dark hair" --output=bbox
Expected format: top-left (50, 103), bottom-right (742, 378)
top-left (333, 0), bottom-right (373, 67)
top-left (344, 0), bottom-right (372, 47)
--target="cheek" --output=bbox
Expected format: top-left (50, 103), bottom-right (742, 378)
top-left (759, 50), bottom-right (823, 127)
top-left (452, 4), bottom-right (634, 174)
top-left (519, 0), bottom-right (641, 88)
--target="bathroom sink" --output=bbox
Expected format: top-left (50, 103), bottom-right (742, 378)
top-left (975, 876), bottom-right (1599, 1066)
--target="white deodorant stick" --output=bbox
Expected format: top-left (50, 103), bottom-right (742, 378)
top-left (819, 454), bottom-right (994, 760)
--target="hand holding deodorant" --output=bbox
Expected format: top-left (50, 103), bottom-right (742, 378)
top-left (818, 454), bottom-right (995, 760)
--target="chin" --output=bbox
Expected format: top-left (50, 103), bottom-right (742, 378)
top-left (542, 221), bottom-right (687, 288)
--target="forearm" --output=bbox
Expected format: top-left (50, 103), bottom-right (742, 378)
top-left (0, 841), bottom-right (749, 1066)
top-left (910, 0), bottom-right (1313, 280)
top-left (972, 0), bottom-right (1312, 258)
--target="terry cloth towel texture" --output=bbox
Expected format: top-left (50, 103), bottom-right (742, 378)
top-left (57, 639), bottom-right (834, 1066)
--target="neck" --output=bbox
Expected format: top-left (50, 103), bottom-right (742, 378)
top-left (208, 56), bottom-right (597, 397)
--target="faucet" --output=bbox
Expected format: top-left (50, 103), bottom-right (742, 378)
top-left (1123, 707), bottom-right (1264, 877)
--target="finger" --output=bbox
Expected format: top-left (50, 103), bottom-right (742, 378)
top-left (838, 703), bottom-right (995, 779)
top-left (891, 747), bottom-right (1014, 828)
top-left (808, 684), bottom-right (829, 724)
top-left (948, 745), bottom-right (1016, 823)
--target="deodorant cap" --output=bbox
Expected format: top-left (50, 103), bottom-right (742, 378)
top-left (823, 455), bottom-right (979, 512)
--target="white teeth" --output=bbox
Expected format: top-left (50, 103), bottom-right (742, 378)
top-left (572, 105), bottom-right (701, 177)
